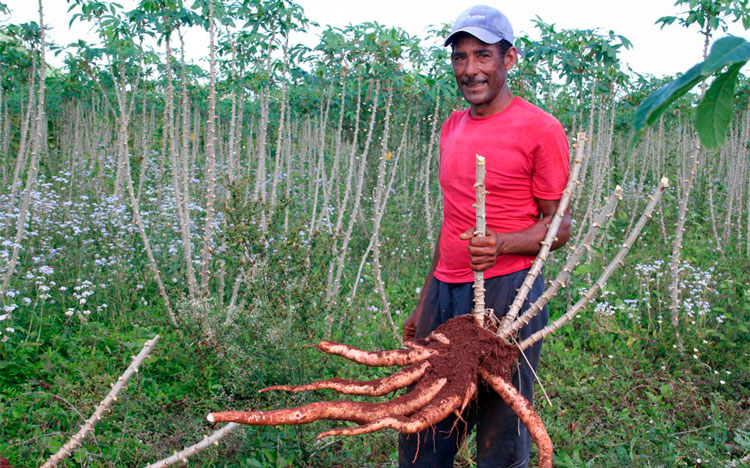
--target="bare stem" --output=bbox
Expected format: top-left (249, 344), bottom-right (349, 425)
top-left (500, 184), bottom-right (622, 340)
top-left (473, 154), bottom-right (487, 320)
top-left (520, 177), bottom-right (669, 350)
top-left (40, 336), bottom-right (159, 468)
top-left (142, 423), bottom-right (239, 468)
top-left (498, 132), bottom-right (586, 334)
top-left (669, 138), bottom-right (700, 349)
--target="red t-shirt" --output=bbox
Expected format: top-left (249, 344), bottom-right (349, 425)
top-left (434, 97), bottom-right (570, 283)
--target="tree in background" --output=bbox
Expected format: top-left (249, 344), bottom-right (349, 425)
top-left (657, 0), bottom-right (750, 60)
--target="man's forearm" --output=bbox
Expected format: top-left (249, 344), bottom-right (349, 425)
top-left (496, 211), bottom-right (571, 256)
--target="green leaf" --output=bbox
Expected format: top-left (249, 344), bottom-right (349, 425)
top-left (655, 15), bottom-right (677, 27)
top-left (629, 36), bottom-right (750, 152)
top-left (573, 264), bottom-right (593, 275)
top-left (74, 450), bottom-right (87, 464)
top-left (702, 36), bottom-right (750, 75)
top-left (645, 390), bottom-right (660, 404)
top-left (735, 429), bottom-right (750, 450)
top-left (633, 62), bottom-right (703, 135)
top-left (696, 62), bottom-right (744, 149)
top-left (47, 435), bottom-right (62, 454)
top-left (244, 459), bottom-right (264, 468)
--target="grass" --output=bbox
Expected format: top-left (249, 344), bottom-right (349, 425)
top-left (1, 142), bottom-right (748, 468)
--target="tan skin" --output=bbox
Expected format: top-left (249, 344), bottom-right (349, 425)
top-left (403, 34), bottom-right (572, 342)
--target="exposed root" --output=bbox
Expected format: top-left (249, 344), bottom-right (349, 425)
top-left (318, 391), bottom-right (464, 438)
top-left (403, 340), bottom-right (428, 350)
top-left (459, 381), bottom-right (477, 415)
top-left (261, 361), bottom-right (430, 396)
top-left (209, 377), bottom-right (447, 426)
top-left (450, 380), bottom-right (477, 433)
top-left (479, 367), bottom-right (552, 468)
top-left (209, 316), bottom-right (551, 467)
top-left (317, 341), bottom-right (437, 366)
top-left (427, 331), bottom-right (450, 345)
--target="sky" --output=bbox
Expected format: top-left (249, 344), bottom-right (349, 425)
top-left (4, 0), bottom-right (749, 78)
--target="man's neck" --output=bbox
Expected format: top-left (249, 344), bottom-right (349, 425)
top-left (469, 89), bottom-right (515, 118)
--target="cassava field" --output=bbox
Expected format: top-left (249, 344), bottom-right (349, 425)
top-left (0, 1), bottom-right (748, 467)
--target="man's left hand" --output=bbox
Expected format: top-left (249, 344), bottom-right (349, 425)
top-left (459, 226), bottom-right (506, 272)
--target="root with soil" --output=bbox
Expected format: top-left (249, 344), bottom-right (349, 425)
top-left (209, 314), bottom-right (550, 467)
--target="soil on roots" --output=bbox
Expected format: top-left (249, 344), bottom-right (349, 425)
top-left (416, 314), bottom-right (519, 401)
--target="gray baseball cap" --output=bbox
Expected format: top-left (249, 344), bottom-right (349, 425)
top-left (444, 5), bottom-right (516, 47)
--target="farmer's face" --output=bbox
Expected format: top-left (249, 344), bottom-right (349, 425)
top-left (451, 34), bottom-right (516, 116)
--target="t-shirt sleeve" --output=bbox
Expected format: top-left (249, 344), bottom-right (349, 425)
top-left (531, 119), bottom-right (570, 200)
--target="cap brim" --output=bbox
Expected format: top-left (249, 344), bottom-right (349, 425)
top-left (444, 27), bottom-right (502, 47)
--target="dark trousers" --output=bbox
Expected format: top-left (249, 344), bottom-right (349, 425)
top-left (398, 269), bottom-right (548, 468)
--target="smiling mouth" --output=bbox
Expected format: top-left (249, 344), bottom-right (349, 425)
top-left (463, 81), bottom-right (486, 89)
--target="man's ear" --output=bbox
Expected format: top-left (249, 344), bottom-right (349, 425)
top-left (504, 47), bottom-right (518, 70)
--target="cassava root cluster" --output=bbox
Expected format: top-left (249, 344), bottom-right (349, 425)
top-left (208, 314), bottom-right (552, 468)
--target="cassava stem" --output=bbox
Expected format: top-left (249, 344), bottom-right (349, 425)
top-left (521, 177), bottom-right (669, 350)
top-left (500, 184), bottom-right (622, 340)
top-left (41, 336), bottom-right (159, 468)
top-left (473, 154), bottom-right (487, 319)
top-left (499, 132), bottom-right (586, 334)
top-left (142, 423), bottom-right (239, 468)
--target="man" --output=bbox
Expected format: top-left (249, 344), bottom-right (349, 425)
top-left (399, 5), bottom-right (571, 468)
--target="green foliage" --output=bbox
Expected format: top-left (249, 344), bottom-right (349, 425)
top-left (632, 35), bottom-right (750, 150)
top-left (656, 0), bottom-right (750, 35)
top-left (518, 18), bottom-right (632, 93)
top-left (632, 62), bottom-right (704, 135)
top-left (695, 61), bottom-right (742, 147)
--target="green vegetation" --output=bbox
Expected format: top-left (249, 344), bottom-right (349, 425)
top-left (0, 0), bottom-right (748, 467)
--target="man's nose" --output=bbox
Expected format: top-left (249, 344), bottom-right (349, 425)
top-left (465, 56), bottom-right (479, 76)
